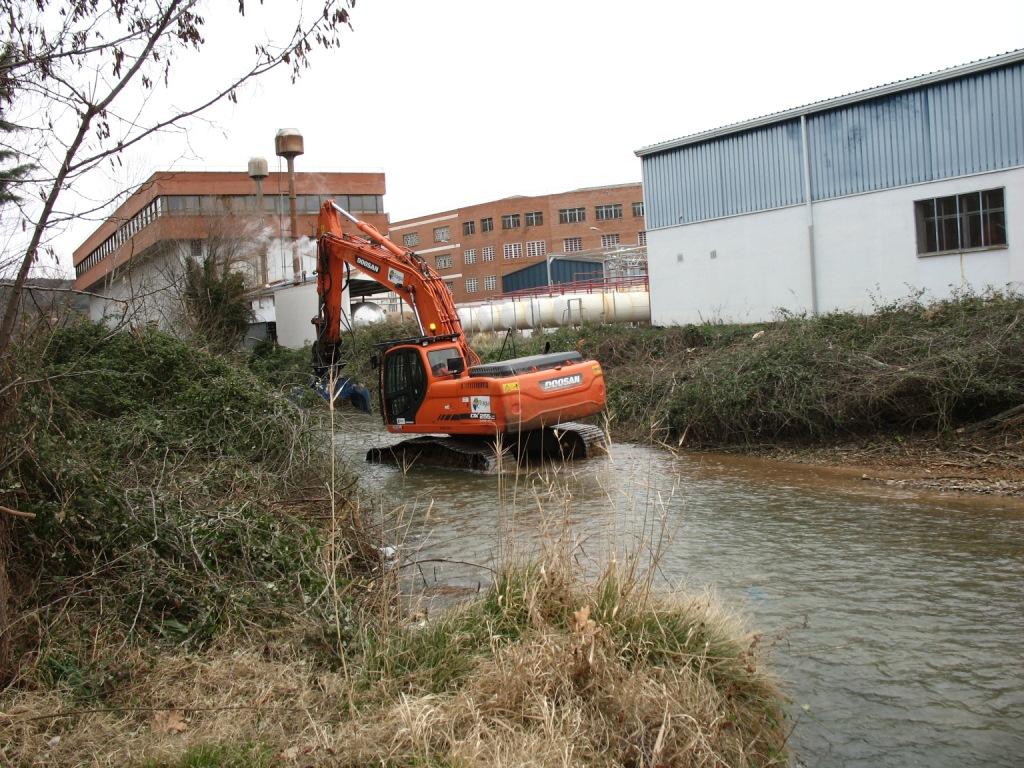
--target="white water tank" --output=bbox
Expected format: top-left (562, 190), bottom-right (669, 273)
top-left (457, 290), bottom-right (650, 333)
top-left (351, 300), bottom-right (387, 326)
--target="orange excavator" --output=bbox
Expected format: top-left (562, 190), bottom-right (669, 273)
top-left (311, 201), bottom-right (607, 469)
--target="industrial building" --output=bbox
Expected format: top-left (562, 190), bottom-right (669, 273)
top-left (73, 167), bottom-right (387, 345)
top-left (636, 49), bottom-right (1024, 325)
top-left (387, 183), bottom-right (646, 302)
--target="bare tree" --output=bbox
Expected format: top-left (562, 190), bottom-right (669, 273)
top-left (179, 213), bottom-right (271, 350)
top-left (0, 0), bottom-right (356, 359)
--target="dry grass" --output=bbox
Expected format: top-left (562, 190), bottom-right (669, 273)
top-left (343, 544), bottom-right (785, 768)
top-left (2, 545), bottom-right (786, 767)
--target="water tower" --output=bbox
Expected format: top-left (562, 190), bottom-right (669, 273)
top-left (275, 128), bottom-right (304, 284)
top-left (247, 156), bottom-right (269, 285)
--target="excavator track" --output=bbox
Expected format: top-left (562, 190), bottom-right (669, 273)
top-left (367, 436), bottom-right (500, 472)
top-left (366, 422), bottom-right (608, 472)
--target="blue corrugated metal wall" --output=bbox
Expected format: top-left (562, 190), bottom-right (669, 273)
top-left (642, 62), bottom-right (1024, 229)
top-left (643, 121), bottom-right (804, 228)
top-left (502, 259), bottom-right (604, 293)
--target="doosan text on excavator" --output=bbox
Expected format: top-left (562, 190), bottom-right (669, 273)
top-left (310, 201), bottom-right (608, 469)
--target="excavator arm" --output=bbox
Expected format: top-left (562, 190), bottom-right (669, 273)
top-left (312, 201), bottom-right (479, 382)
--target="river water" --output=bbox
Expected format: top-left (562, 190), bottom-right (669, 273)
top-left (333, 412), bottom-right (1024, 767)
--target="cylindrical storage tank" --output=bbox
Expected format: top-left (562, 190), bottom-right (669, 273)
top-left (351, 301), bottom-right (387, 325)
top-left (581, 290), bottom-right (602, 321)
top-left (247, 157), bottom-right (268, 179)
top-left (458, 290), bottom-right (650, 332)
top-left (274, 128), bottom-right (304, 158)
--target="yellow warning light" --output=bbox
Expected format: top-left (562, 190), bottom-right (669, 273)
top-left (429, 323), bottom-right (437, 332)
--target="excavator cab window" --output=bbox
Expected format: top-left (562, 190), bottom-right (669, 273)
top-left (426, 346), bottom-right (464, 378)
top-left (382, 347), bottom-right (426, 424)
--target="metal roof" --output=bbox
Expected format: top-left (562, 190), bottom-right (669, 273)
top-left (635, 48), bottom-right (1024, 157)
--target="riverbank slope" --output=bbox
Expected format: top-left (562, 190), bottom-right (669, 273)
top-left (0, 323), bottom-right (786, 766)
top-left (470, 292), bottom-right (1024, 496)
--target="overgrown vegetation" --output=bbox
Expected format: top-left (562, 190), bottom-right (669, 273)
top-left (0, 322), bottom-right (373, 686)
top-left (468, 292), bottom-right (1024, 445)
top-left (181, 255), bottom-right (254, 353)
top-left (1, 319), bottom-right (787, 767)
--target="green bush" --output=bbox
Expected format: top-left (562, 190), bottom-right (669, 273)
top-left (2, 322), bottom-right (360, 663)
top-left (464, 292), bottom-right (1024, 445)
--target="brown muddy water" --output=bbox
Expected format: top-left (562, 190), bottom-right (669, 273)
top-left (333, 411), bottom-right (1024, 768)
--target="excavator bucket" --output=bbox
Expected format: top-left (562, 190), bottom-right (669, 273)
top-left (312, 373), bottom-right (372, 413)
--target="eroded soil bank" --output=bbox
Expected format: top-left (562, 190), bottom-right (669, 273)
top-left (464, 292), bottom-right (1024, 499)
top-left (707, 429), bottom-right (1024, 497)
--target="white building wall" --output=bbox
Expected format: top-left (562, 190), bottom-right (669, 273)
top-left (273, 280), bottom-right (352, 349)
top-left (88, 245), bottom-right (186, 329)
top-left (648, 205), bottom-right (811, 325)
top-left (813, 168), bottom-right (1022, 312)
top-left (274, 283), bottom-right (319, 348)
top-left (648, 167), bottom-right (1023, 325)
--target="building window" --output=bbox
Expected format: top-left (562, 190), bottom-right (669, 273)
top-left (600, 233), bottom-right (620, 248)
top-left (463, 220), bottom-right (475, 236)
top-left (444, 281), bottom-right (455, 294)
top-left (503, 242), bottom-right (523, 260)
top-left (502, 213), bottom-right (521, 230)
top-left (435, 254), bottom-right (453, 269)
top-left (595, 203), bottom-right (623, 221)
top-left (190, 240), bottom-right (202, 258)
top-left (434, 225), bottom-right (450, 243)
top-left (637, 231), bottom-right (647, 246)
top-left (403, 232), bottom-right (420, 247)
top-left (525, 211), bottom-right (543, 226)
top-left (564, 237), bottom-right (582, 253)
top-left (484, 275), bottom-right (497, 291)
top-left (481, 217), bottom-right (494, 233)
top-left (632, 201), bottom-right (645, 218)
top-left (465, 277), bottom-right (479, 293)
top-left (558, 207), bottom-right (585, 224)
top-left (526, 240), bottom-right (546, 258)
top-left (915, 188), bottom-right (1007, 254)
top-left (464, 248), bottom-right (477, 265)
top-left (482, 245), bottom-right (495, 261)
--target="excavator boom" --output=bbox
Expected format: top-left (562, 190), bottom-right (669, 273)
top-left (314, 202), bottom-right (477, 372)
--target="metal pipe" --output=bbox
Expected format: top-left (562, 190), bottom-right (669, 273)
top-left (254, 178), bottom-right (267, 286)
top-left (331, 201), bottom-right (359, 224)
top-left (287, 156), bottom-right (300, 284)
top-left (800, 114), bottom-right (819, 316)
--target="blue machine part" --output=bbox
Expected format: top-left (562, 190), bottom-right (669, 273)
top-left (313, 372), bottom-right (371, 413)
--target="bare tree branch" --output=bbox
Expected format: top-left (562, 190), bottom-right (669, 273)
top-left (0, 0), bottom-right (356, 362)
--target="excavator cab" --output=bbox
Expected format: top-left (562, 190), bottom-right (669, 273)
top-left (425, 345), bottom-right (465, 378)
top-left (378, 336), bottom-right (466, 426)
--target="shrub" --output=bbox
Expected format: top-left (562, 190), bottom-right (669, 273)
top-left (1, 322), bottom-right (367, 678)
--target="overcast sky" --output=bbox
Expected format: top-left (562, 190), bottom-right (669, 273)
top-left (52, 0), bottom-right (1024, 273)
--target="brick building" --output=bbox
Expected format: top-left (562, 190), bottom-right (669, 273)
top-left (72, 170), bottom-right (387, 337)
top-left (387, 183), bottom-right (645, 303)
